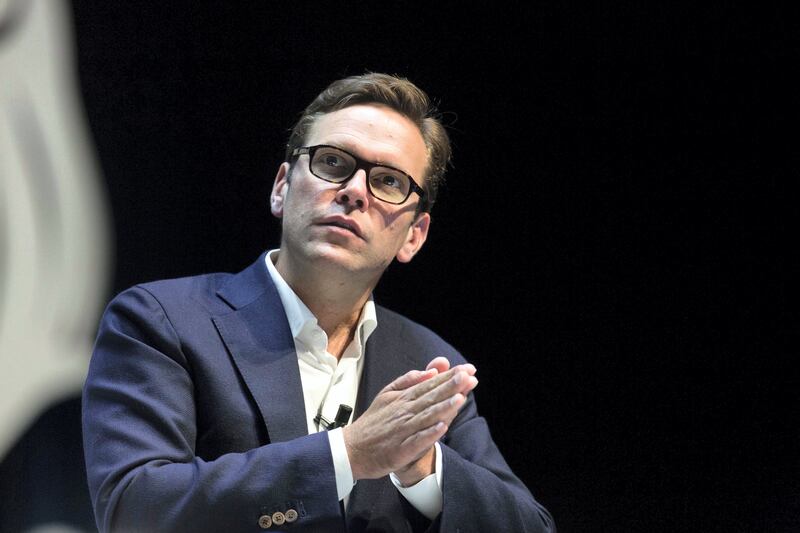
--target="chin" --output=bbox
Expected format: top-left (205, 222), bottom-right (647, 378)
top-left (305, 242), bottom-right (362, 266)
top-left (305, 243), bottom-right (386, 275)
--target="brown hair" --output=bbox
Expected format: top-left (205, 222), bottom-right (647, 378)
top-left (286, 73), bottom-right (450, 212)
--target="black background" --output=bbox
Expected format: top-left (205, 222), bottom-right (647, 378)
top-left (1, 2), bottom-right (794, 532)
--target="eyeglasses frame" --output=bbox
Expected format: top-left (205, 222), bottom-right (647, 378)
top-left (291, 144), bottom-right (428, 210)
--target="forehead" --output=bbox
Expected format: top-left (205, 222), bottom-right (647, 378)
top-left (306, 104), bottom-right (428, 180)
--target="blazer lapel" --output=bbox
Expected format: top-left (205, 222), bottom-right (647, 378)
top-left (348, 314), bottom-right (422, 528)
top-left (212, 254), bottom-right (308, 444)
top-left (353, 314), bottom-right (416, 419)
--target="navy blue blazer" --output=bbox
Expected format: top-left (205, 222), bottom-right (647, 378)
top-left (83, 254), bottom-right (554, 532)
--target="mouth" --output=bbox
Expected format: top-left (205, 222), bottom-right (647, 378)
top-left (316, 217), bottom-right (364, 239)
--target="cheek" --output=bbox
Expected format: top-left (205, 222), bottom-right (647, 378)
top-left (287, 179), bottom-right (331, 211)
top-left (382, 218), bottom-right (414, 246)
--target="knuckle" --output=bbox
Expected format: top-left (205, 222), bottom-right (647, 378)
top-left (399, 388), bottom-right (417, 402)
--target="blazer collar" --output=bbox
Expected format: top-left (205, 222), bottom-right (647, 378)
top-left (215, 252), bottom-right (272, 310)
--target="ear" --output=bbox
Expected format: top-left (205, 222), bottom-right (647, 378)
top-left (270, 162), bottom-right (291, 218)
top-left (396, 212), bottom-right (431, 263)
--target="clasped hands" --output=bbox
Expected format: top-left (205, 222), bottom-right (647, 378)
top-left (343, 357), bottom-right (478, 486)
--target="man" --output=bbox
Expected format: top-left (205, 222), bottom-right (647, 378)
top-left (83, 73), bottom-right (555, 532)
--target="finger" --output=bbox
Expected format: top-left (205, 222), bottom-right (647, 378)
top-left (417, 367), bottom-right (440, 381)
top-left (407, 368), bottom-right (478, 409)
top-left (399, 420), bottom-right (449, 458)
top-left (460, 373), bottom-right (479, 394)
top-left (407, 391), bottom-right (467, 431)
top-left (434, 362), bottom-right (476, 379)
top-left (426, 356), bottom-right (450, 373)
top-left (384, 368), bottom-right (437, 392)
top-left (403, 363), bottom-right (475, 400)
top-left (460, 363), bottom-right (477, 376)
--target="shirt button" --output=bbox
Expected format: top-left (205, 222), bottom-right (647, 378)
top-left (272, 511), bottom-right (286, 525)
top-left (285, 508), bottom-right (298, 523)
top-left (258, 514), bottom-right (272, 529)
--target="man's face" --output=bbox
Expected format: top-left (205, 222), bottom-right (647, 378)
top-left (270, 103), bottom-right (431, 277)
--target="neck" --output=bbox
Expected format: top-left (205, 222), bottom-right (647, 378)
top-left (275, 250), bottom-right (379, 359)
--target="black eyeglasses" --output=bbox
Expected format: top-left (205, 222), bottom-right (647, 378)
top-left (291, 145), bottom-right (427, 209)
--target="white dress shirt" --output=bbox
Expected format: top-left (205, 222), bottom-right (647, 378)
top-left (265, 250), bottom-right (442, 519)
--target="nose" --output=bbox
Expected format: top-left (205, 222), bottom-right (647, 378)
top-left (335, 169), bottom-right (370, 211)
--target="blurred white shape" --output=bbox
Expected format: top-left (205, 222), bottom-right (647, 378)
top-left (0, 0), bottom-right (111, 458)
top-left (26, 524), bottom-right (88, 533)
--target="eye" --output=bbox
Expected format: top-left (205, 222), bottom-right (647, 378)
top-left (374, 172), bottom-right (403, 190)
top-left (322, 154), bottom-right (345, 168)
top-left (312, 147), bottom-right (354, 179)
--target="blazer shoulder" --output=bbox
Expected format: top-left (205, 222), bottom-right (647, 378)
top-left (107, 271), bottom-right (236, 319)
top-left (374, 305), bottom-right (469, 366)
top-left (136, 272), bottom-right (232, 300)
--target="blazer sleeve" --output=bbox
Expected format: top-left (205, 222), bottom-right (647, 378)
top-left (434, 370), bottom-right (556, 532)
top-left (82, 287), bottom-right (344, 533)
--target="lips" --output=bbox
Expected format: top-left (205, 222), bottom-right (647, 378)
top-left (316, 215), bottom-right (364, 239)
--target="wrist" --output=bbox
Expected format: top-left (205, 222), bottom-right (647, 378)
top-left (343, 426), bottom-right (365, 481)
top-left (393, 446), bottom-right (435, 487)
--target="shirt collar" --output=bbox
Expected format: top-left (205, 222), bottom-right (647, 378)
top-left (264, 250), bottom-right (377, 353)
